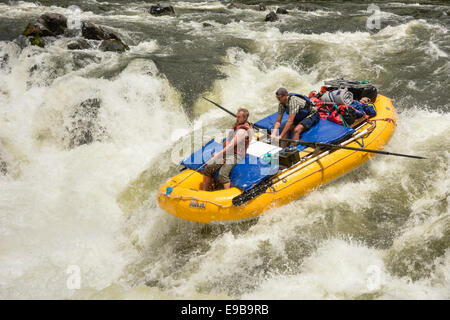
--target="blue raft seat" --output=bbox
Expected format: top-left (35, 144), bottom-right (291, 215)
top-left (181, 112), bottom-right (355, 191)
top-left (181, 139), bottom-right (279, 191)
top-left (253, 112), bottom-right (355, 151)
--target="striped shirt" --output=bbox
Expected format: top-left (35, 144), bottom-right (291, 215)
top-left (278, 95), bottom-right (317, 119)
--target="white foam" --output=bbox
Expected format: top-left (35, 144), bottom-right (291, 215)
top-left (242, 239), bottom-right (450, 299)
top-left (0, 43), bottom-right (188, 298)
top-left (0, 2), bottom-right (448, 300)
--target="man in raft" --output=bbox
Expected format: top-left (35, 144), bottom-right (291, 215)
top-left (202, 108), bottom-right (254, 191)
top-left (271, 87), bottom-right (320, 147)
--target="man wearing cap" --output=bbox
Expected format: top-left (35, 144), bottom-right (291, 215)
top-left (271, 87), bottom-right (320, 148)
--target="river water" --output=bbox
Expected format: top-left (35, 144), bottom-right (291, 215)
top-left (0, 0), bottom-right (449, 299)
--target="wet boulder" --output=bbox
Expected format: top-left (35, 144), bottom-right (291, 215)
top-left (150, 3), bottom-right (175, 16)
top-left (21, 13), bottom-right (128, 51)
top-left (29, 36), bottom-right (45, 48)
top-left (22, 12), bottom-right (68, 38)
top-left (23, 21), bottom-right (54, 38)
top-left (0, 53), bottom-right (8, 69)
top-left (0, 158), bottom-right (6, 175)
top-left (64, 28), bottom-right (81, 38)
top-left (39, 12), bottom-right (67, 35)
top-left (22, 12), bottom-right (68, 47)
top-left (99, 38), bottom-right (129, 52)
top-left (265, 11), bottom-right (278, 22)
top-left (67, 38), bottom-right (91, 50)
top-left (67, 98), bottom-right (107, 149)
top-left (80, 21), bottom-right (129, 52)
top-left (81, 21), bottom-right (116, 40)
top-left (276, 8), bottom-right (289, 15)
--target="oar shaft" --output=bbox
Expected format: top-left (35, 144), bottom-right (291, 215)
top-left (201, 97), bottom-right (424, 160)
top-left (171, 155), bottom-right (214, 191)
top-left (279, 138), bottom-right (426, 159)
top-left (202, 96), bottom-right (258, 130)
top-left (202, 96), bottom-right (236, 117)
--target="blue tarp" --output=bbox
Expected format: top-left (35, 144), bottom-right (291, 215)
top-left (181, 114), bottom-right (355, 191)
top-left (180, 139), bottom-right (222, 171)
top-left (253, 110), bottom-right (308, 131)
top-left (181, 140), bottom-right (279, 191)
top-left (294, 118), bottom-right (355, 151)
top-left (254, 112), bottom-right (355, 151)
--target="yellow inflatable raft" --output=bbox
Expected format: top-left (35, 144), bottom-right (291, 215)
top-left (157, 94), bottom-right (396, 224)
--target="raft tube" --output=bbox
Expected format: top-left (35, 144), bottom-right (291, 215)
top-left (157, 94), bottom-right (396, 224)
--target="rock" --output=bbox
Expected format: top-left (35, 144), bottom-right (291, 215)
top-left (23, 22), bottom-right (54, 37)
top-left (276, 8), bottom-right (289, 15)
top-left (202, 22), bottom-right (213, 28)
top-left (265, 11), bottom-right (278, 22)
top-left (0, 156), bottom-right (6, 175)
top-left (39, 12), bottom-right (67, 36)
top-left (150, 3), bottom-right (175, 16)
top-left (298, 4), bottom-right (319, 12)
top-left (1, 53), bottom-right (9, 68)
top-left (29, 36), bottom-right (45, 48)
top-left (81, 21), bottom-right (129, 52)
top-left (64, 28), bottom-right (80, 38)
top-left (68, 98), bottom-right (106, 148)
top-left (81, 21), bottom-right (115, 40)
top-left (67, 38), bottom-right (91, 50)
top-left (21, 13), bottom-right (129, 51)
top-left (98, 38), bottom-right (129, 52)
top-left (29, 64), bottom-right (38, 74)
top-left (258, 3), bottom-right (267, 11)
top-left (22, 13), bottom-right (68, 38)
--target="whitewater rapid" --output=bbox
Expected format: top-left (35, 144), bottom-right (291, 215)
top-left (0, 0), bottom-right (448, 299)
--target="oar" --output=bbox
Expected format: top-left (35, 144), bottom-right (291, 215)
top-left (202, 96), bottom-right (237, 118)
top-left (278, 138), bottom-right (426, 159)
top-left (233, 138), bottom-right (425, 206)
top-left (169, 97), bottom-right (242, 195)
top-left (201, 97), bottom-right (422, 158)
top-left (202, 96), bottom-right (259, 130)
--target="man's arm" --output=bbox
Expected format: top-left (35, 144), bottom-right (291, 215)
top-left (271, 112), bottom-right (284, 138)
top-left (212, 129), bottom-right (247, 160)
top-left (247, 126), bottom-right (255, 141)
top-left (277, 113), bottom-right (296, 139)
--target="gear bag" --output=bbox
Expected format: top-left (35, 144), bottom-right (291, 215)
top-left (324, 78), bottom-right (378, 102)
top-left (317, 104), bottom-right (365, 127)
top-left (321, 89), bottom-right (354, 105)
